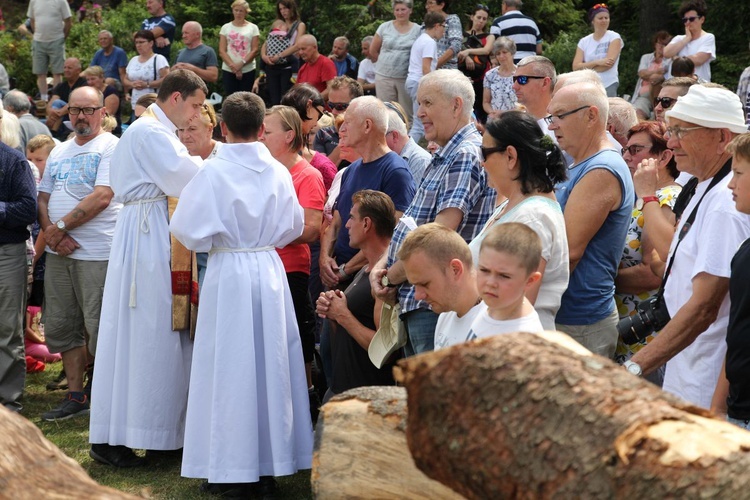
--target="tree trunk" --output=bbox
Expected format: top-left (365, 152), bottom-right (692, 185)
top-left (394, 331), bottom-right (750, 500)
top-left (312, 386), bottom-right (464, 499)
top-left (0, 406), bottom-right (136, 499)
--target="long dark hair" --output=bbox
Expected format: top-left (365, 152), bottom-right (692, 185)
top-left (485, 111), bottom-right (567, 194)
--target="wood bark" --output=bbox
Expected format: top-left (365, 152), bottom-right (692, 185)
top-left (312, 386), bottom-right (464, 499)
top-left (0, 406), bottom-right (137, 499)
top-left (394, 331), bottom-right (750, 500)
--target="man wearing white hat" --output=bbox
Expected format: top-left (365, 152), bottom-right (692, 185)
top-left (626, 85), bottom-right (750, 409)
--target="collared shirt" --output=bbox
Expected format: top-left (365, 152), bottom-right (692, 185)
top-left (386, 122), bottom-right (495, 314)
top-left (738, 65), bottom-right (750, 125)
top-left (399, 137), bottom-right (431, 186)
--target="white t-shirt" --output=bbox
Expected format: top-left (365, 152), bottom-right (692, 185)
top-left (662, 174), bottom-right (750, 408)
top-left (577, 30), bottom-right (623, 88)
top-left (38, 133), bottom-right (122, 261)
top-left (434, 301), bottom-right (487, 350)
top-left (28, 0), bottom-right (71, 42)
top-left (468, 308), bottom-right (544, 340)
top-left (127, 54), bottom-right (169, 104)
top-left (219, 22), bottom-right (260, 73)
top-left (358, 58), bottom-right (376, 84)
top-left (468, 196), bottom-right (569, 331)
top-left (407, 33), bottom-right (437, 84)
top-left (665, 33), bottom-right (716, 82)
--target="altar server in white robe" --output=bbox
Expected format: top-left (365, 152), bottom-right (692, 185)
top-left (171, 91), bottom-right (313, 496)
top-left (89, 70), bottom-right (208, 468)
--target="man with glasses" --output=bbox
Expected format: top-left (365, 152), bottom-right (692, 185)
top-left (548, 81), bottom-right (633, 359)
top-left (37, 86), bottom-right (121, 421)
top-left (489, 0), bottom-right (542, 64)
top-left (663, 0), bottom-right (715, 82)
top-left (314, 76), bottom-right (362, 165)
top-left (627, 85), bottom-right (750, 409)
top-left (654, 77), bottom-right (696, 124)
top-left (511, 56), bottom-right (556, 139)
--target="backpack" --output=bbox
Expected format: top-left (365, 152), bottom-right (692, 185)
top-left (266, 20), bottom-right (299, 67)
top-left (458, 31), bottom-right (491, 82)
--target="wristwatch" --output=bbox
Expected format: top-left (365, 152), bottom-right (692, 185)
top-left (635, 195), bottom-right (659, 211)
top-left (381, 275), bottom-right (400, 288)
top-left (56, 219), bottom-right (67, 231)
top-left (623, 360), bottom-right (643, 377)
top-left (338, 263), bottom-right (348, 279)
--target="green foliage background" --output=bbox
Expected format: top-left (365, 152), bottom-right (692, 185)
top-left (1, 0), bottom-right (748, 98)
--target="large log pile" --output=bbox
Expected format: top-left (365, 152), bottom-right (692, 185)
top-left (0, 406), bottom-right (137, 499)
top-left (313, 331), bottom-right (750, 499)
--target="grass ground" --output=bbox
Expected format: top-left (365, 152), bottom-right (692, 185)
top-left (24, 365), bottom-right (313, 499)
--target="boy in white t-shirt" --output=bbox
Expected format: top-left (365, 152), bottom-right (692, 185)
top-left (469, 223), bottom-right (544, 339)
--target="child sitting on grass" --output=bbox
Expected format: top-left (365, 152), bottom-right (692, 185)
top-left (469, 222), bottom-right (544, 339)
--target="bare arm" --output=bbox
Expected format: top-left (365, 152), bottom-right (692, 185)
top-left (38, 185), bottom-right (113, 250)
top-left (482, 86), bottom-right (494, 115)
top-left (369, 34), bottom-right (382, 63)
top-left (63, 17), bottom-right (72, 38)
top-left (292, 208), bottom-right (323, 244)
top-left (173, 62), bottom-right (219, 83)
top-left (688, 52), bottom-right (712, 67)
top-left (319, 209), bottom-right (342, 287)
top-left (151, 65), bottom-right (170, 88)
top-left (421, 57), bottom-right (433, 76)
top-left (630, 272), bottom-right (729, 375)
top-left (710, 358), bottom-right (729, 417)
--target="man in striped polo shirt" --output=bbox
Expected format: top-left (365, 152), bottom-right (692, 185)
top-left (489, 0), bottom-right (542, 64)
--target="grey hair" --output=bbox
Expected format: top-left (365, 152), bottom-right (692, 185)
top-left (334, 36), bottom-right (350, 49)
top-left (392, 0), bottom-right (413, 9)
top-left (98, 30), bottom-right (113, 38)
top-left (3, 90), bottom-right (31, 113)
top-left (517, 56), bottom-right (557, 88)
top-left (184, 21), bottom-right (203, 36)
top-left (362, 35), bottom-right (374, 45)
top-left (558, 81), bottom-right (608, 126)
top-left (607, 97), bottom-right (638, 139)
top-left (1, 110), bottom-right (21, 149)
top-left (493, 36), bottom-right (517, 55)
top-left (351, 96), bottom-right (388, 132)
top-left (386, 108), bottom-right (408, 136)
top-left (555, 69), bottom-right (605, 94)
top-left (419, 69), bottom-right (475, 119)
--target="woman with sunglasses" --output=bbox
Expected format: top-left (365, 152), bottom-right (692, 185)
top-left (457, 4), bottom-right (494, 122)
top-left (482, 37), bottom-right (518, 121)
top-left (572, 3), bottom-right (623, 97)
top-left (663, 0), bottom-right (715, 82)
top-left (630, 30), bottom-right (672, 120)
top-left (469, 110), bottom-right (568, 330)
top-left (614, 121), bottom-right (681, 380)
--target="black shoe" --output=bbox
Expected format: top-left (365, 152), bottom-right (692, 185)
top-left (145, 448), bottom-right (183, 461)
top-left (255, 476), bottom-right (279, 500)
top-left (199, 481), bottom-right (252, 497)
top-left (309, 386), bottom-right (321, 425)
top-left (46, 370), bottom-right (68, 391)
top-left (90, 444), bottom-right (146, 467)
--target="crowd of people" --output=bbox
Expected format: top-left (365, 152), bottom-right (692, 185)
top-left (2, 0), bottom-right (750, 497)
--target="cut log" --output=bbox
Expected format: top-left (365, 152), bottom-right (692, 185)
top-left (394, 331), bottom-right (750, 500)
top-left (312, 386), bottom-right (464, 499)
top-left (0, 406), bottom-right (137, 499)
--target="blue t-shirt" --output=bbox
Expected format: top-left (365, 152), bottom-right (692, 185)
top-left (91, 46), bottom-right (128, 81)
top-left (333, 54), bottom-right (359, 78)
top-left (555, 149), bottom-right (634, 325)
top-left (334, 151), bottom-right (415, 264)
top-left (141, 14), bottom-right (176, 60)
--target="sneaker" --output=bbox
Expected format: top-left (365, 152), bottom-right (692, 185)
top-left (41, 392), bottom-right (89, 421)
top-left (83, 364), bottom-right (94, 400)
top-left (46, 370), bottom-right (68, 391)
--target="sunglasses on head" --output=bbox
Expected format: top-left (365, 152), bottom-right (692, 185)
top-left (328, 101), bottom-right (349, 112)
top-left (682, 15), bottom-right (700, 23)
top-left (475, 4), bottom-right (489, 11)
top-left (654, 96), bottom-right (677, 109)
top-left (512, 75), bottom-right (545, 85)
top-left (592, 3), bottom-right (608, 9)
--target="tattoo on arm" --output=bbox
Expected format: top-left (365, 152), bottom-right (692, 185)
top-left (71, 208), bottom-right (86, 220)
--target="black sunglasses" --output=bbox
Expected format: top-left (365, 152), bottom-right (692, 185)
top-left (475, 4), bottom-right (489, 11)
top-left (512, 75), bottom-right (546, 85)
top-left (328, 101), bottom-right (349, 112)
top-left (682, 15), bottom-right (700, 24)
top-left (480, 145), bottom-right (506, 162)
top-left (654, 96), bottom-right (677, 109)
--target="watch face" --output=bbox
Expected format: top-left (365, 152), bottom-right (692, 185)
top-left (635, 199), bottom-right (644, 211)
top-left (625, 362), bottom-right (642, 376)
top-left (381, 275), bottom-right (389, 288)
top-left (57, 220), bottom-right (65, 229)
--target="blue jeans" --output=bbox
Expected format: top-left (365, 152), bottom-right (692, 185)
top-left (402, 308), bottom-right (438, 357)
top-left (728, 416), bottom-right (750, 430)
top-left (405, 78), bottom-right (424, 144)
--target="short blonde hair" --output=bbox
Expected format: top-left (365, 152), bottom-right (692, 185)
top-left (199, 101), bottom-right (218, 129)
top-left (101, 115), bottom-right (117, 133)
top-left (26, 134), bottom-right (56, 154)
top-left (398, 223), bottom-right (473, 268)
top-left (231, 0), bottom-right (250, 11)
top-left (479, 222), bottom-right (541, 275)
top-left (727, 133), bottom-right (750, 162)
top-left (81, 65), bottom-right (105, 79)
top-left (266, 105), bottom-right (304, 153)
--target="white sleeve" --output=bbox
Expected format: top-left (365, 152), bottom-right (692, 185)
top-left (170, 168), bottom-right (223, 252)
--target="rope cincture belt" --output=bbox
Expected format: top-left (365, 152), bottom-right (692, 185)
top-left (209, 246), bottom-right (274, 255)
top-left (124, 195), bottom-right (168, 308)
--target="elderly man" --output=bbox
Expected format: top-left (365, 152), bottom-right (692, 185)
top-left (27, 0), bottom-right (72, 102)
top-left (512, 56), bottom-right (556, 138)
top-left (3, 90), bottom-right (51, 151)
top-left (297, 35), bottom-right (337, 100)
top-left (357, 36), bottom-right (376, 95)
top-left (626, 85), bottom-right (750, 409)
top-left (607, 97), bottom-right (638, 148)
top-left (330, 36), bottom-right (359, 79)
top-left (313, 76), bottom-right (362, 163)
top-left (372, 69), bottom-right (495, 356)
top-left (90, 30), bottom-right (128, 86)
top-left (89, 70), bottom-right (207, 467)
top-left (0, 101), bottom-right (37, 413)
top-left (384, 101), bottom-right (431, 184)
top-left (548, 80), bottom-right (633, 359)
top-left (37, 87), bottom-right (121, 421)
top-left (46, 58), bottom-right (86, 138)
top-left (173, 21), bottom-right (218, 84)
top-left (141, 0), bottom-right (175, 60)
top-left (490, 0), bottom-right (542, 63)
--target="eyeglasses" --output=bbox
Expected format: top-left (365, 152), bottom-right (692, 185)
top-left (621, 144), bottom-right (650, 156)
top-left (682, 16), bottom-right (700, 24)
top-left (480, 145), bottom-right (506, 162)
top-left (654, 96), bottom-right (677, 109)
top-left (512, 75), bottom-right (546, 85)
top-left (543, 105), bottom-right (591, 125)
top-left (69, 106), bottom-right (103, 115)
top-left (328, 102), bottom-right (349, 112)
top-left (665, 125), bottom-right (705, 140)
top-left (134, 40), bottom-right (150, 45)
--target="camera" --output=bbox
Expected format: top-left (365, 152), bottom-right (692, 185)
top-left (617, 295), bottom-right (671, 346)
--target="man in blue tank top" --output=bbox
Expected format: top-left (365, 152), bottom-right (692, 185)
top-left (548, 80), bottom-right (634, 359)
